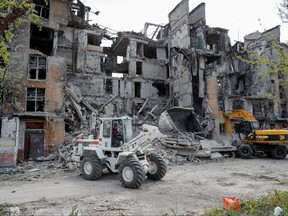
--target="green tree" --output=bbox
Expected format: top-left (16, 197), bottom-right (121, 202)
top-left (235, 1), bottom-right (288, 101)
top-left (278, 0), bottom-right (288, 23)
top-left (236, 24), bottom-right (288, 102)
top-left (0, 0), bottom-right (37, 111)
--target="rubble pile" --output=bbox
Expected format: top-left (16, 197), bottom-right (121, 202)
top-left (150, 134), bottom-right (236, 165)
top-left (0, 132), bottom-right (235, 176)
top-left (0, 100), bottom-right (237, 174)
top-left (0, 136), bottom-right (82, 175)
top-left (0, 160), bottom-right (55, 175)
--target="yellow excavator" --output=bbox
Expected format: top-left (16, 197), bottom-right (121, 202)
top-left (222, 109), bottom-right (288, 159)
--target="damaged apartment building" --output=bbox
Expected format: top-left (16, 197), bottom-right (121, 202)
top-left (1, 0), bottom-right (287, 167)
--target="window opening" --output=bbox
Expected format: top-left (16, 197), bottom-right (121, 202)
top-left (33, 0), bottom-right (50, 19)
top-left (103, 120), bottom-right (111, 138)
top-left (30, 24), bottom-right (54, 56)
top-left (144, 45), bottom-right (157, 59)
top-left (136, 62), bottom-right (142, 75)
top-left (137, 43), bottom-right (144, 57)
top-left (134, 82), bottom-right (141, 98)
top-left (112, 119), bottom-right (123, 147)
top-left (152, 82), bottom-right (168, 96)
top-left (29, 56), bottom-right (47, 80)
top-left (87, 33), bottom-right (101, 46)
top-left (26, 88), bottom-right (45, 112)
top-left (219, 123), bottom-right (225, 135)
top-left (105, 79), bottom-right (113, 94)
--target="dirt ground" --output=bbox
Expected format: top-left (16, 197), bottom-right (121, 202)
top-left (1, 156), bottom-right (288, 216)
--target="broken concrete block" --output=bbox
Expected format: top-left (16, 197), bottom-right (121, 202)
top-left (9, 207), bottom-right (20, 215)
top-left (210, 152), bottom-right (223, 159)
top-left (200, 140), bottom-right (219, 150)
top-left (195, 150), bottom-right (211, 158)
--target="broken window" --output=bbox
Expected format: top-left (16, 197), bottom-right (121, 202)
top-left (152, 82), bottom-right (169, 96)
top-left (71, 0), bottom-right (85, 20)
top-left (232, 100), bottom-right (243, 109)
top-left (137, 43), bottom-right (144, 57)
top-left (219, 123), bottom-right (226, 135)
top-left (112, 72), bottom-right (124, 78)
top-left (105, 79), bottom-right (113, 94)
top-left (28, 55), bottom-right (47, 80)
top-left (87, 33), bottom-right (101, 46)
top-left (166, 65), bottom-right (170, 78)
top-left (136, 62), bottom-right (142, 75)
top-left (135, 82), bottom-right (141, 98)
top-left (117, 56), bottom-right (124, 64)
top-left (30, 24), bottom-right (54, 56)
top-left (26, 88), bottom-right (45, 112)
top-left (33, 0), bottom-right (50, 19)
top-left (144, 45), bottom-right (157, 59)
top-left (206, 33), bottom-right (221, 51)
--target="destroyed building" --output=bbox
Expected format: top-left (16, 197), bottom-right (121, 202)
top-left (223, 26), bottom-right (288, 131)
top-left (1, 0), bottom-right (287, 167)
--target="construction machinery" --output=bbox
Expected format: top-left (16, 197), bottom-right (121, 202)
top-left (222, 109), bottom-right (288, 159)
top-left (74, 116), bottom-right (167, 189)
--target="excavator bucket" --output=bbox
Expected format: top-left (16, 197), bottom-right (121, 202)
top-left (158, 107), bottom-right (203, 134)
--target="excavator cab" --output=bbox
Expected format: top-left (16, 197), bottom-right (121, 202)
top-left (235, 120), bottom-right (260, 140)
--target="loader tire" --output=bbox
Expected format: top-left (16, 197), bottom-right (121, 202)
top-left (119, 158), bottom-right (145, 189)
top-left (238, 144), bottom-right (252, 159)
top-left (271, 146), bottom-right (287, 159)
top-left (81, 157), bottom-right (103, 180)
top-left (146, 153), bottom-right (167, 180)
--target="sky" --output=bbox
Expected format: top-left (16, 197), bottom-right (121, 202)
top-left (83, 0), bottom-right (288, 44)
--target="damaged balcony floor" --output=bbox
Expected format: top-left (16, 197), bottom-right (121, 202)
top-left (1, 158), bottom-right (288, 215)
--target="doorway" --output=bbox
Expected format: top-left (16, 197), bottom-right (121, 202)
top-left (24, 122), bottom-right (44, 160)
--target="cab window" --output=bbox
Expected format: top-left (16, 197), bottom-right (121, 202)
top-left (103, 120), bottom-right (111, 138)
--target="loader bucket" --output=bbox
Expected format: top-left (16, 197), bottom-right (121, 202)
top-left (158, 107), bottom-right (203, 134)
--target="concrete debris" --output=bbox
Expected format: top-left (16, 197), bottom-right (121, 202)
top-left (145, 105), bottom-right (158, 120)
top-left (0, 125), bottom-right (236, 175)
top-left (0, 138), bottom-right (81, 175)
top-left (200, 140), bottom-right (237, 153)
top-left (149, 137), bottom-right (235, 165)
top-left (100, 95), bottom-right (119, 109)
top-left (9, 207), bottom-right (20, 216)
top-left (137, 98), bottom-right (149, 115)
top-left (157, 132), bottom-right (236, 162)
top-left (26, 168), bottom-right (40, 173)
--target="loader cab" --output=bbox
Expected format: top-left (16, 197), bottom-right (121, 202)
top-left (112, 120), bottom-right (124, 147)
top-left (100, 117), bottom-right (133, 150)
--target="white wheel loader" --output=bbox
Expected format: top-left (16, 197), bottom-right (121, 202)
top-left (74, 116), bottom-right (167, 189)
